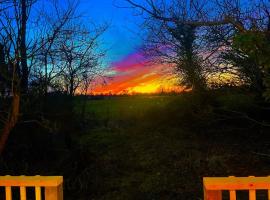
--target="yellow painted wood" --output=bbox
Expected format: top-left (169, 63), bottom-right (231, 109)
top-left (228, 176), bottom-right (236, 200)
top-left (45, 184), bottom-right (63, 200)
top-left (229, 190), bottom-right (236, 200)
top-left (204, 190), bottom-right (222, 200)
top-left (249, 189), bottom-right (256, 200)
top-left (204, 186), bottom-right (207, 200)
top-left (20, 187), bottom-right (26, 200)
top-left (203, 176), bottom-right (270, 200)
top-left (45, 187), bottom-right (56, 200)
top-left (0, 176), bottom-right (63, 187)
top-left (35, 186), bottom-right (41, 200)
top-left (58, 184), bottom-right (63, 200)
top-left (5, 186), bottom-right (12, 200)
top-left (204, 177), bottom-right (270, 190)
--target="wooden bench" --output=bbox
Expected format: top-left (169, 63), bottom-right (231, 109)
top-left (204, 176), bottom-right (270, 200)
top-left (0, 176), bottom-right (63, 200)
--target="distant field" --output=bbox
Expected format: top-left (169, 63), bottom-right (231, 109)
top-left (83, 95), bottom-right (180, 120)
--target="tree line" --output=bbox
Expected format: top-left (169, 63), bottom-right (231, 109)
top-left (0, 0), bottom-right (107, 154)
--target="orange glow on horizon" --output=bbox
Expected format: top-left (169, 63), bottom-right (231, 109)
top-left (90, 60), bottom-right (185, 95)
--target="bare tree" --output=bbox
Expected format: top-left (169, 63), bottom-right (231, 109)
top-left (206, 0), bottom-right (270, 96)
top-left (0, 0), bottom-right (32, 154)
top-left (0, 0), bottom-right (82, 154)
top-left (124, 0), bottom-right (270, 95)
top-left (30, 0), bottom-right (77, 96)
top-left (57, 22), bottom-right (107, 96)
top-left (124, 0), bottom-right (217, 91)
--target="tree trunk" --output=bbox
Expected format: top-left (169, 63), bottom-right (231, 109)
top-left (69, 78), bottom-right (74, 96)
top-left (0, 92), bottom-right (20, 155)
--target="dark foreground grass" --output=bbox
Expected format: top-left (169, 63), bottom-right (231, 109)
top-left (1, 91), bottom-right (270, 200)
top-left (66, 92), bottom-right (270, 200)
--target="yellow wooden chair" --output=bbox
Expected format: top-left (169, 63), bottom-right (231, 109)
top-left (0, 176), bottom-right (63, 200)
top-left (204, 176), bottom-right (270, 200)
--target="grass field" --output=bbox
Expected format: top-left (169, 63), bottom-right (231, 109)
top-left (67, 93), bottom-right (270, 200)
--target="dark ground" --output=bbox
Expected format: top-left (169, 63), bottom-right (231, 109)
top-left (1, 89), bottom-right (270, 199)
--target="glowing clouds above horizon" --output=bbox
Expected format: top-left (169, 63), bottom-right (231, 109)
top-left (91, 52), bottom-right (184, 95)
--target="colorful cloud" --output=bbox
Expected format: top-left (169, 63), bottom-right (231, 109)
top-left (90, 51), bottom-right (184, 95)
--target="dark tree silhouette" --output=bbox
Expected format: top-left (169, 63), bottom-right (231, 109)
top-left (125, 0), bottom-right (213, 91)
top-left (0, 0), bottom-right (106, 154)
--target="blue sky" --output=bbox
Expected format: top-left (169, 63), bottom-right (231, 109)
top-left (26, 0), bottom-right (184, 94)
top-left (78, 0), bottom-right (144, 66)
top-left (75, 0), bottom-right (180, 94)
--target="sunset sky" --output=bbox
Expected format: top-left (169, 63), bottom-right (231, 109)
top-left (91, 52), bottom-right (184, 95)
top-left (78, 0), bottom-right (182, 94)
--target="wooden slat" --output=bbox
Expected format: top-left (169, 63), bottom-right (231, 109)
top-left (58, 184), bottom-right (63, 200)
top-left (35, 186), bottom-right (41, 200)
top-left (0, 176), bottom-right (63, 187)
top-left (45, 184), bottom-right (63, 200)
top-left (204, 177), bottom-right (270, 190)
top-left (5, 186), bottom-right (12, 200)
top-left (228, 176), bottom-right (236, 200)
top-left (20, 187), bottom-right (26, 200)
top-left (268, 189), bottom-right (270, 200)
top-left (204, 188), bottom-right (222, 200)
top-left (229, 190), bottom-right (236, 200)
top-left (249, 189), bottom-right (256, 200)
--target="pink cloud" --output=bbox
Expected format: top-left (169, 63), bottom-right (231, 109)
top-left (91, 50), bottom-right (180, 95)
